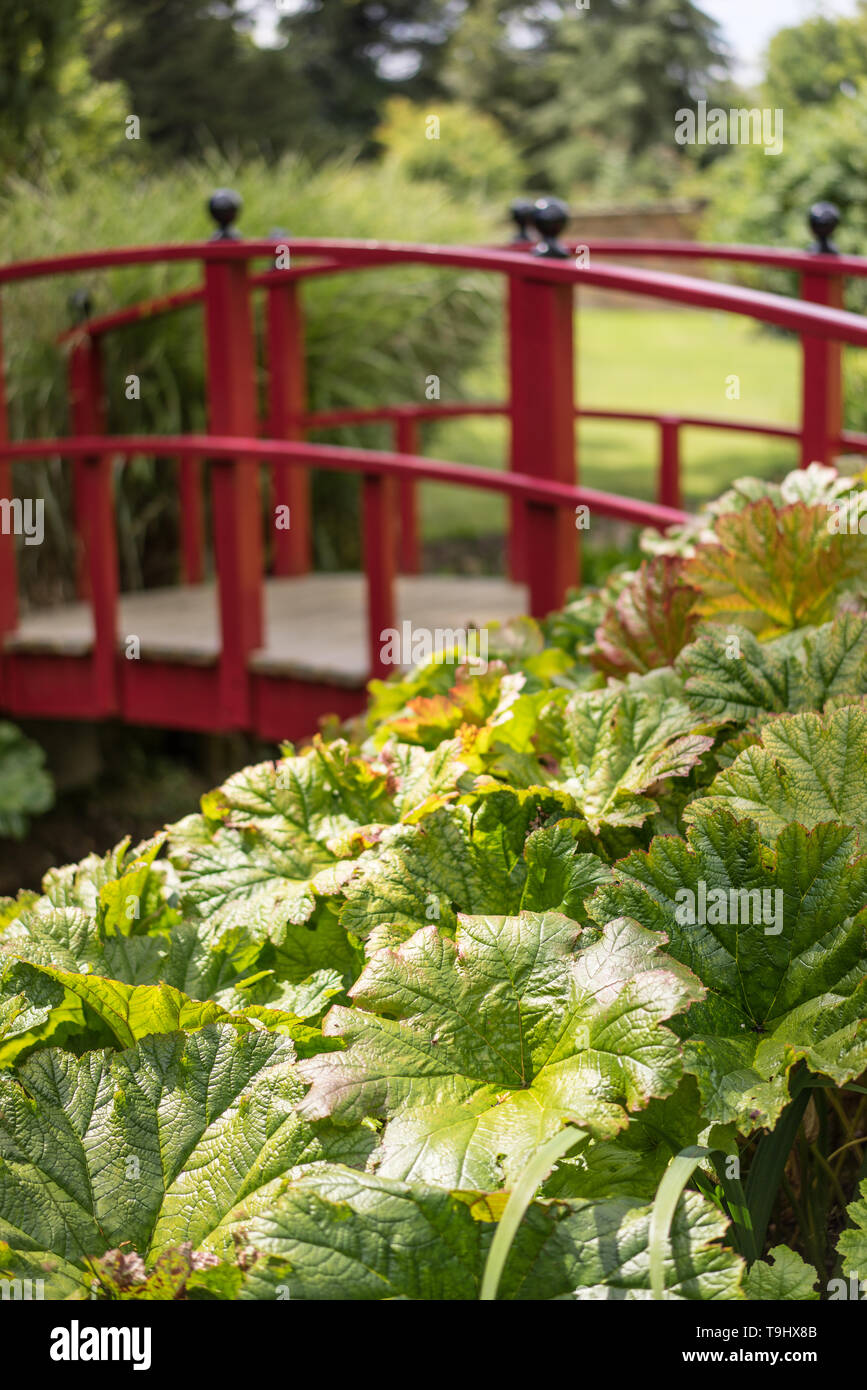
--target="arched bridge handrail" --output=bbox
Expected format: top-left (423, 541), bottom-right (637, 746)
top-left (0, 432), bottom-right (688, 531)
top-left (9, 234), bottom-right (867, 282)
top-left (5, 238), bottom-right (867, 347)
top-left (303, 401), bottom-right (802, 443)
top-left (55, 259), bottom-right (341, 344)
top-left (560, 239), bottom-right (867, 278)
top-left (0, 228), bottom-right (859, 735)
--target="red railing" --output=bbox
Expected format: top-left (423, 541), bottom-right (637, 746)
top-left (0, 229), bottom-right (865, 737)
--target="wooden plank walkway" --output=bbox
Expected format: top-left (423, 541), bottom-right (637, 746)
top-left (6, 575), bottom-right (529, 686)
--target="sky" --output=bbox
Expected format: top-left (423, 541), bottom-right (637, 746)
top-left (699, 0), bottom-right (861, 82)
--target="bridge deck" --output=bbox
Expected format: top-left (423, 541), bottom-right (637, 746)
top-left (6, 574), bottom-right (528, 687)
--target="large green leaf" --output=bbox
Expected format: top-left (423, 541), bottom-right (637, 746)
top-left (364, 616), bottom-right (564, 739)
top-left (1, 896), bottom-right (339, 1010)
top-left (795, 613), bottom-right (867, 709)
top-left (365, 667), bottom-right (555, 756)
top-left (0, 961), bottom-right (330, 1052)
top-left (168, 785), bottom-right (340, 939)
top-left (0, 836), bottom-right (183, 1038)
top-left (366, 652), bottom-right (496, 733)
top-left (588, 810), bottom-right (867, 1131)
top-left (0, 985), bottom-right (73, 1058)
top-left (0, 1025), bottom-right (373, 1295)
top-left (641, 463), bottom-right (858, 560)
top-left (0, 836), bottom-right (183, 1056)
top-left (2, 901), bottom-right (195, 983)
top-left (298, 911), bottom-right (701, 1188)
top-left (215, 1165), bottom-right (742, 1301)
top-left (0, 896), bottom-right (344, 1064)
top-left (526, 688), bottom-right (718, 832)
top-left (167, 740), bottom-right (464, 965)
top-left (742, 1246), bottom-right (819, 1300)
top-left (361, 737), bottom-right (473, 818)
top-left (837, 1180), bottom-right (867, 1284)
top-left (685, 706), bottom-right (867, 843)
top-left (539, 1077), bottom-right (729, 1202)
top-left (678, 615), bottom-right (867, 723)
top-left (678, 628), bottom-right (794, 724)
top-left (32, 834), bottom-right (176, 931)
top-left (339, 791), bottom-right (610, 953)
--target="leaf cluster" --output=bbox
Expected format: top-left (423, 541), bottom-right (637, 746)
top-left (2, 464), bottom-right (866, 1299)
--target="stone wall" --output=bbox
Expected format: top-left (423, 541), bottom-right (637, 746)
top-left (568, 198), bottom-right (713, 307)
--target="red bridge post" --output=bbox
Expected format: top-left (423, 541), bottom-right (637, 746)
top-left (364, 471), bottom-right (397, 679)
top-left (508, 199), bottom-right (578, 614)
top-left (204, 194), bottom-right (263, 728)
top-left (800, 202), bottom-right (844, 469)
top-left (393, 409), bottom-right (420, 574)
top-left (67, 316), bottom-right (118, 713)
top-left (509, 273), bottom-right (578, 613)
top-left (178, 453), bottom-right (206, 584)
top-left (506, 274), bottom-right (528, 584)
top-left (658, 417), bottom-right (682, 510)
top-left (67, 315), bottom-right (106, 601)
top-left (266, 255), bottom-right (311, 576)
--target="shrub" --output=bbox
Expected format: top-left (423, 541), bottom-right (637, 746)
top-left (0, 722), bottom-right (52, 838)
top-left (1, 461), bottom-right (866, 1299)
top-left (374, 97), bottom-right (524, 197)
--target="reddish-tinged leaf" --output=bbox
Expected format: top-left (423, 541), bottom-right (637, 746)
top-left (592, 557), bottom-right (701, 676)
top-left (683, 499), bottom-right (867, 638)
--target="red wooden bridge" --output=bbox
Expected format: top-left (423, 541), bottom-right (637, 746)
top-left (1, 198), bottom-right (866, 740)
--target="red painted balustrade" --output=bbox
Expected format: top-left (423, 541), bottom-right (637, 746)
top-left (0, 204), bottom-right (864, 737)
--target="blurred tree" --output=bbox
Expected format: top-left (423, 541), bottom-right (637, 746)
top-left (446, 0), bottom-right (733, 189)
top-left (444, 0), bottom-right (556, 149)
top-left (275, 0), bottom-right (463, 155)
top-left (0, 0), bottom-right (81, 145)
top-left (91, 1), bottom-right (464, 160)
top-left (90, 0), bottom-right (316, 159)
top-left (764, 5), bottom-right (867, 111)
top-left (0, 0), bottom-right (129, 178)
top-left (697, 77), bottom-right (867, 428)
top-left (6, 0), bottom-right (738, 191)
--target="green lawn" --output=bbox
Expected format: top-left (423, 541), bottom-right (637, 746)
top-left (418, 308), bottom-right (804, 542)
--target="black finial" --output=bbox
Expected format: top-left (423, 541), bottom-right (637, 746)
top-left (531, 197), bottom-right (571, 259)
top-left (208, 188), bottom-right (242, 241)
top-left (509, 199), bottom-right (537, 245)
top-left (68, 288), bottom-right (93, 324)
top-left (809, 201), bottom-right (840, 255)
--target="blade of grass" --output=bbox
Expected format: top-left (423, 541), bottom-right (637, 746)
top-left (649, 1146), bottom-right (713, 1301)
top-left (479, 1125), bottom-right (585, 1302)
top-left (828, 1136), bottom-right (867, 1164)
top-left (709, 1154), bottom-right (759, 1262)
top-left (744, 1089), bottom-right (810, 1254)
